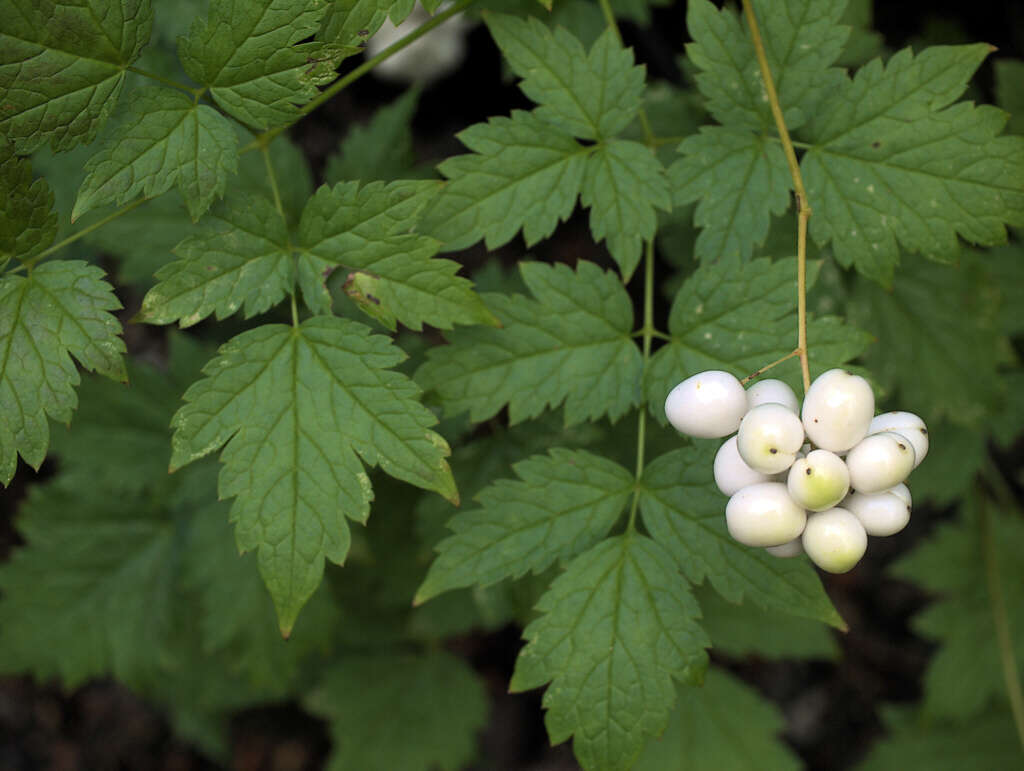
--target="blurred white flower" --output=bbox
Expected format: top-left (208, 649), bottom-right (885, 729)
top-left (366, 3), bottom-right (471, 84)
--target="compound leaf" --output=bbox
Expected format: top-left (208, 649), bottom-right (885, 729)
top-left (0, 0), bottom-right (154, 152)
top-left (73, 88), bottom-right (238, 222)
top-left (510, 534), bottom-right (709, 771)
top-left (640, 445), bottom-right (844, 628)
top-left (416, 448), bottom-right (634, 603)
top-left (669, 126), bottom-right (791, 262)
top-left (685, 0), bottom-right (848, 131)
top-left (634, 668), bottom-right (801, 771)
top-left (581, 139), bottom-right (670, 279)
top-left (0, 260), bottom-right (126, 485)
top-left (138, 194), bottom-right (293, 327)
top-left (645, 255), bottom-right (871, 424)
top-left (419, 110), bottom-right (588, 252)
top-left (0, 140), bottom-right (58, 263)
top-left (298, 180), bottom-right (496, 330)
top-left (170, 317), bottom-right (456, 635)
top-left (416, 260), bottom-right (642, 427)
top-left (890, 500), bottom-right (1024, 720)
top-left (179, 0), bottom-right (339, 129)
top-left (306, 650), bottom-right (488, 771)
top-left (485, 15), bottom-right (645, 140)
top-left (800, 44), bottom-right (1024, 284)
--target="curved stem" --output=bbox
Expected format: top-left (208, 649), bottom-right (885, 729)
top-left (243, 0), bottom-right (480, 152)
top-left (742, 0), bottom-right (812, 392)
top-left (626, 241), bottom-right (656, 532)
top-left (26, 197), bottom-right (149, 269)
top-left (740, 348), bottom-right (801, 384)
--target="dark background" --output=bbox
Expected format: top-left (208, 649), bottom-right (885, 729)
top-left (1, 1), bottom-right (1022, 769)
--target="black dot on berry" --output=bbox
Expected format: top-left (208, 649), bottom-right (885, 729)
top-left (921, 428), bottom-right (928, 434)
top-left (813, 418), bottom-right (819, 423)
top-left (898, 443), bottom-right (906, 450)
top-left (769, 448), bottom-right (778, 454)
top-left (805, 468), bottom-right (812, 475)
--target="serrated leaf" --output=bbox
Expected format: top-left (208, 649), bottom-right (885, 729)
top-left (170, 317), bottom-right (456, 634)
top-left (0, 0), bottom-right (154, 153)
top-left (0, 139), bottom-right (57, 262)
top-left (857, 708), bottom-right (1023, 771)
top-left (419, 110), bottom-right (589, 251)
top-left (890, 500), bottom-right (1024, 721)
top-left (800, 45), bottom-right (1024, 284)
top-left (640, 445), bottom-right (844, 628)
top-left (0, 477), bottom-right (177, 687)
top-left (645, 255), bottom-right (871, 423)
top-left (685, 0), bottom-right (848, 131)
top-left (416, 448), bottom-right (634, 603)
top-left (179, 0), bottom-right (338, 129)
top-left (0, 261), bottom-right (126, 485)
top-left (416, 260), bottom-right (643, 426)
top-left (510, 534), bottom-right (710, 771)
top-left (324, 87), bottom-right (421, 184)
top-left (298, 180), bottom-right (496, 329)
top-left (696, 586), bottom-right (838, 660)
top-left (318, 0), bottom-right (410, 49)
top-left (484, 15), bottom-right (644, 140)
top-left (634, 668), bottom-right (801, 771)
top-left (306, 650), bottom-right (488, 771)
top-left (669, 126), bottom-right (791, 261)
top-left (581, 139), bottom-right (670, 279)
top-left (73, 89), bottom-right (238, 222)
top-left (848, 254), bottom-right (1003, 427)
top-left (139, 194), bottom-right (293, 327)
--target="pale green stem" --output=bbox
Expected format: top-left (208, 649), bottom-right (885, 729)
top-left (741, 0), bottom-right (812, 392)
top-left (626, 241), bottom-right (656, 532)
top-left (740, 348), bottom-right (801, 385)
top-left (126, 66), bottom-right (199, 96)
top-left (26, 198), bottom-right (149, 269)
top-left (261, 144), bottom-right (301, 327)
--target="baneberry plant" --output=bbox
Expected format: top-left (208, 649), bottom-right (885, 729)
top-left (1, 0), bottom-right (1023, 768)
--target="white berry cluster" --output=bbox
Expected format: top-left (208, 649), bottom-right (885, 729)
top-left (664, 369), bottom-right (927, 573)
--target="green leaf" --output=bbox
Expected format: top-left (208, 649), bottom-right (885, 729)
top-left (484, 15), bottom-right (645, 140)
top-left (416, 448), bottom-right (634, 603)
top-left (170, 317), bottom-right (457, 635)
top-left (902, 420), bottom-right (985, 506)
top-left (418, 110), bottom-right (588, 251)
top-left (318, 0), bottom-right (408, 50)
top-left (645, 255), bottom-right (871, 424)
top-left (696, 586), bottom-right (839, 660)
top-left (0, 0), bottom-right (154, 152)
top-left (416, 260), bottom-right (643, 426)
top-left (581, 139), bottom-right (670, 279)
top-left (857, 708), bottom-right (1023, 771)
top-left (298, 180), bottom-right (496, 329)
top-left (685, 0), bottom-right (848, 131)
top-left (510, 534), bottom-right (710, 771)
top-left (890, 500), bottom-right (1024, 720)
top-left (800, 44), bottom-right (1024, 284)
top-left (306, 650), bottom-right (488, 771)
top-left (324, 87), bottom-right (421, 184)
top-left (848, 254), bottom-right (1003, 427)
top-left (634, 668), bottom-right (801, 771)
top-left (669, 127), bottom-right (791, 261)
top-left (0, 476), bottom-right (179, 687)
top-left (179, 0), bottom-right (339, 129)
top-left (138, 194), bottom-right (293, 327)
top-left (640, 445), bottom-right (844, 628)
top-left (72, 89), bottom-right (239, 222)
top-left (994, 59), bottom-right (1024, 135)
top-left (0, 260), bottom-right (126, 485)
top-left (0, 139), bottom-right (57, 262)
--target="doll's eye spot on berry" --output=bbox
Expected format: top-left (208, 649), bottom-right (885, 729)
top-left (769, 448), bottom-right (778, 454)
top-left (806, 468), bottom-right (812, 475)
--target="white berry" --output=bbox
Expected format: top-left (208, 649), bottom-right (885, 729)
top-left (746, 378), bottom-right (799, 414)
top-left (737, 403), bottom-right (805, 474)
top-left (869, 412), bottom-right (929, 468)
top-left (766, 538), bottom-right (803, 558)
top-left (846, 484), bottom-right (912, 536)
top-left (714, 435), bottom-right (772, 496)
top-left (665, 371), bottom-right (747, 438)
top-left (846, 431), bottom-right (916, 493)
top-left (725, 482), bottom-right (807, 547)
top-left (802, 508), bottom-right (868, 573)
top-left (801, 369), bottom-right (875, 453)
top-left (787, 449), bottom-right (850, 511)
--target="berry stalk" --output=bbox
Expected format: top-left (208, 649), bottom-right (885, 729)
top-left (741, 0), bottom-right (812, 392)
